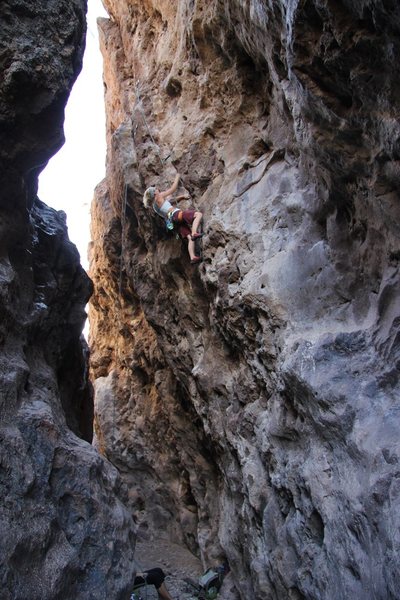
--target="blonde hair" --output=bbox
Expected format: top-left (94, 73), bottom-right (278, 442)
top-left (143, 186), bottom-right (156, 208)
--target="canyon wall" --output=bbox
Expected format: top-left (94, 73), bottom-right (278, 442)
top-left (0, 1), bottom-right (136, 598)
top-left (90, 1), bottom-right (400, 599)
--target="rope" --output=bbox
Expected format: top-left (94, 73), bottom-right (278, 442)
top-left (132, 82), bottom-right (194, 206)
top-left (134, 80), bottom-right (169, 169)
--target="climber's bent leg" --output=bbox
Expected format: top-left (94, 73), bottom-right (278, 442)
top-left (191, 211), bottom-right (202, 236)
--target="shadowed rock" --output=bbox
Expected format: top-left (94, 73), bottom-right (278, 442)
top-left (0, 1), bottom-right (136, 598)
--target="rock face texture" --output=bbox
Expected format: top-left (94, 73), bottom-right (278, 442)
top-left (90, 1), bottom-right (400, 599)
top-left (0, 1), bottom-right (135, 599)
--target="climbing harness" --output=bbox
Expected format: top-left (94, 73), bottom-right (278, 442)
top-left (165, 207), bottom-right (179, 231)
top-left (152, 202), bottom-right (179, 232)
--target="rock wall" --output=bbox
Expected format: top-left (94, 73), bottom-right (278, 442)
top-left (0, 1), bottom-right (136, 599)
top-left (90, 1), bottom-right (400, 599)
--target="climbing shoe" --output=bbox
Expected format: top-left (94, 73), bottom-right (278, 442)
top-left (190, 256), bottom-right (202, 264)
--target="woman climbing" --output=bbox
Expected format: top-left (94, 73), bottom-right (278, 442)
top-left (143, 173), bottom-right (203, 264)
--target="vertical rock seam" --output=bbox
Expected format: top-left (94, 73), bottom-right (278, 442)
top-left (90, 1), bottom-right (400, 599)
top-left (0, 1), bottom-right (136, 599)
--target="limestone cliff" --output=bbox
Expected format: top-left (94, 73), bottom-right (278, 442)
top-left (90, 1), bottom-right (400, 599)
top-left (0, 1), bottom-right (135, 599)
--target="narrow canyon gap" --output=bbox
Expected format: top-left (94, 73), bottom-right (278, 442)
top-left (89, 1), bottom-right (400, 600)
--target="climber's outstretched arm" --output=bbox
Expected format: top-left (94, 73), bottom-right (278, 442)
top-left (159, 173), bottom-right (180, 200)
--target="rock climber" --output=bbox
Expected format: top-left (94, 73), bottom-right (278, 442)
top-left (143, 173), bottom-right (203, 264)
top-left (133, 567), bottom-right (174, 600)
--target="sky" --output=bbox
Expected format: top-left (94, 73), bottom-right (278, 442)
top-left (38, 0), bottom-right (109, 270)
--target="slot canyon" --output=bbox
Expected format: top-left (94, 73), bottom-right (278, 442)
top-left (1, 1), bottom-right (399, 599)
